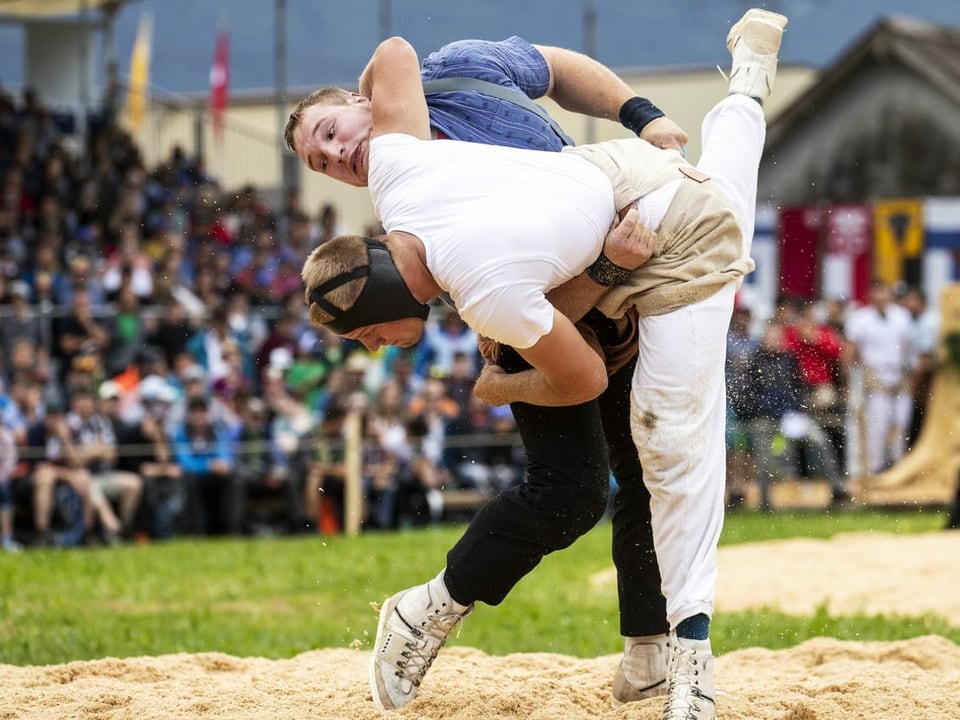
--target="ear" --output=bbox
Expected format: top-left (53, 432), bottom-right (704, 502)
top-left (347, 92), bottom-right (371, 106)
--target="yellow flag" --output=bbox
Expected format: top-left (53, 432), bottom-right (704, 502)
top-left (124, 12), bottom-right (152, 134)
top-left (873, 198), bottom-right (924, 286)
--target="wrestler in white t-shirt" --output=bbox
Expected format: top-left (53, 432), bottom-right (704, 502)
top-left (362, 74), bottom-right (766, 636)
top-left (369, 132), bottom-right (615, 349)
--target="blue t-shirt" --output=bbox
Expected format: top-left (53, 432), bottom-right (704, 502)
top-left (420, 36), bottom-right (567, 151)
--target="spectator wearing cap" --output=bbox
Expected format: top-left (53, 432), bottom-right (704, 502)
top-left (98, 379), bottom-right (130, 432)
top-left (67, 386), bottom-right (143, 543)
top-left (111, 376), bottom-right (184, 539)
top-left (171, 395), bottom-right (238, 536)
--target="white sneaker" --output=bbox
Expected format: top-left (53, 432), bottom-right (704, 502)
top-left (725, 8), bottom-right (788, 102)
top-left (369, 570), bottom-right (473, 711)
top-left (611, 633), bottom-right (671, 702)
top-left (661, 634), bottom-right (716, 720)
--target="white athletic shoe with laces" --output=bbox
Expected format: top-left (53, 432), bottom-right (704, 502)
top-left (612, 633), bottom-right (671, 702)
top-left (369, 570), bottom-right (473, 711)
top-left (661, 634), bottom-right (716, 720)
top-left (725, 8), bottom-right (789, 102)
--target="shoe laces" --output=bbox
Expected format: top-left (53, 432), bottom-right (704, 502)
top-left (419, 603), bottom-right (469, 641)
top-left (661, 645), bottom-right (710, 720)
top-left (392, 603), bottom-right (468, 687)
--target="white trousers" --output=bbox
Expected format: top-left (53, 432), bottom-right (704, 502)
top-left (863, 388), bottom-right (912, 473)
top-left (630, 94), bottom-right (766, 627)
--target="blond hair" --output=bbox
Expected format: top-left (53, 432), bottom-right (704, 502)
top-left (284, 87), bottom-right (353, 153)
top-left (301, 235), bottom-right (370, 327)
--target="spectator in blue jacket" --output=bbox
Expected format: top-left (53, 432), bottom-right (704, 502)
top-left (171, 395), bottom-right (237, 535)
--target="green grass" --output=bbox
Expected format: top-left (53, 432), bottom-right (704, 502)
top-left (0, 506), bottom-right (955, 666)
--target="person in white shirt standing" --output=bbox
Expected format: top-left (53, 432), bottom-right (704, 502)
top-left (845, 280), bottom-right (914, 475)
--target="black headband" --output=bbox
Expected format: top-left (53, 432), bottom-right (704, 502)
top-left (308, 237), bottom-right (430, 334)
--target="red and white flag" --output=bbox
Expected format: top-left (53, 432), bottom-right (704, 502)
top-left (209, 24), bottom-right (230, 143)
top-left (823, 204), bottom-right (872, 304)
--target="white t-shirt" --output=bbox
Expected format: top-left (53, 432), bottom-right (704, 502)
top-left (845, 303), bottom-right (914, 384)
top-left (369, 133), bottom-right (615, 349)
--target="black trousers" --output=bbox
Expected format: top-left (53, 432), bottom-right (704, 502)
top-left (445, 330), bottom-right (668, 637)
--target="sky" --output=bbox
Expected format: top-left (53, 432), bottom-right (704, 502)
top-left (1, 0), bottom-right (959, 100)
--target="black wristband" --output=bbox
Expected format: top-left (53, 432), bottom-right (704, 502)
top-left (586, 253), bottom-right (633, 287)
top-left (619, 96), bottom-right (665, 136)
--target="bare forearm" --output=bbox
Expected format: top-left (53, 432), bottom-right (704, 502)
top-left (486, 367), bottom-right (601, 407)
top-left (535, 45), bottom-right (686, 150)
top-left (546, 275), bottom-right (607, 324)
top-left (535, 45), bottom-right (632, 119)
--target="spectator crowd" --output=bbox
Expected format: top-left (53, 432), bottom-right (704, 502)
top-left (0, 85), bottom-right (952, 552)
top-left (0, 86), bottom-right (524, 551)
top-left (724, 284), bottom-right (941, 512)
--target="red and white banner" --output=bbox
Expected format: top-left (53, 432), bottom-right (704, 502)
top-left (822, 204), bottom-right (872, 304)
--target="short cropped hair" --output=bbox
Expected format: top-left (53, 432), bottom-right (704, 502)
top-left (301, 235), bottom-right (371, 327)
top-left (284, 87), bottom-right (354, 153)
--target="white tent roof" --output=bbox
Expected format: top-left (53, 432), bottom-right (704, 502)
top-left (0, 0), bottom-right (122, 19)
